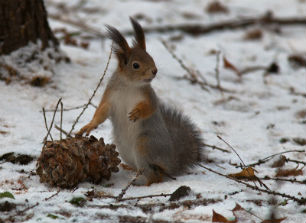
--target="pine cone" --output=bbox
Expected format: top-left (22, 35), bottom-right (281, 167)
top-left (36, 136), bottom-right (121, 188)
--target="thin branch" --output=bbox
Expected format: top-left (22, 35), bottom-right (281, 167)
top-left (260, 176), bottom-right (306, 185)
top-left (120, 193), bottom-right (172, 201)
top-left (248, 149), bottom-right (305, 167)
top-left (42, 108), bottom-right (53, 141)
top-left (198, 164), bottom-right (306, 205)
top-left (161, 39), bottom-right (234, 93)
top-left (17, 202), bottom-right (39, 215)
top-left (49, 12), bottom-right (306, 38)
top-left (42, 102), bottom-right (97, 112)
top-left (203, 143), bottom-right (230, 153)
top-left (43, 98), bottom-right (62, 145)
top-left (286, 158), bottom-right (306, 166)
top-left (60, 101), bottom-right (63, 140)
top-left (215, 51), bottom-right (223, 95)
top-left (45, 189), bottom-right (60, 201)
top-left (117, 170), bottom-right (142, 201)
top-left (55, 125), bottom-right (71, 137)
top-left (217, 135), bottom-right (246, 167)
top-left (68, 45), bottom-right (113, 135)
top-left (217, 135), bottom-right (269, 190)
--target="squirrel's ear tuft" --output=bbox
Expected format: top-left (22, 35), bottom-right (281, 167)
top-left (105, 25), bottom-right (130, 55)
top-left (105, 25), bottom-right (130, 66)
top-left (130, 17), bottom-right (146, 50)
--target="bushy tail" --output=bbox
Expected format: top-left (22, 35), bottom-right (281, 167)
top-left (160, 104), bottom-right (203, 174)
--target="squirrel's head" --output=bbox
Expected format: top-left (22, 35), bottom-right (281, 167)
top-left (106, 18), bottom-right (157, 85)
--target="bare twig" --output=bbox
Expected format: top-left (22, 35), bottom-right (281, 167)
top-left (49, 12), bottom-right (306, 38)
top-left (68, 45), bottom-right (113, 135)
top-left (203, 143), bottom-right (230, 153)
top-left (43, 98), bottom-right (62, 145)
top-left (198, 164), bottom-right (306, 205)
top-left (45, 189), bottom-right (60, 201)
top-left (42, 102), bottom-right (97, 113)
top-left (60, 101), bottom-right (63, 140)
top-left (217, 135), bottom-right (269, 190)
top-left (286, 158), bottom-right (306, 166)
top-left (120, 193), bottom-right (172, 201)
top-left (248, 149), bottom-right (305, 167)
top-left (55, 125), bottom-right (71, 137)
top-left (117, 170), bottom-right (142, 201)
top-left (42, 108), bottom-right (53, 141)
top-left (160, 39), bottom-right (209, 92)
top-left (89, 197), bottom-right (221, 213)
top-left (217, 135), bottom-right (246, 167)
top-left (17, 202), bottom-right (39, 215)
top-left (215, 51), bottom-right (223, 95)
top-left (260, 176), bottom-right (306, 185)
top-left (161, 39), bottom-right (234, 93)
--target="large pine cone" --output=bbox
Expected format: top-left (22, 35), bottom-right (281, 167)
top-left (36, 136), bottom-right (121, 188)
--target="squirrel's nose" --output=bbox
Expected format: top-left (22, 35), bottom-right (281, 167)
top-left (152, 68), bottom-right (158, 76)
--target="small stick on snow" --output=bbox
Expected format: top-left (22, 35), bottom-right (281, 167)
top-left (45, 189), bottom-right (60, 201)
top-left (43, 98), bottom-right (62, 145)
top-left (247, 149), bottom-right (305, 167)
top-left (55, 125), bottom-right (71, 138)
top-left (198, 164), bottom-right (306, 205)
top-left (42, 107), bottom-right (53, 141)
top-left (68, 44), bottom-right (113, 136)
top-left (42, 102), bottom-right (97, 112)
top-left (215, 51), bottom-right (223, 95)
top-left (117, 170), bottom-right (142, 201)
top-left (203, 143), bottom-right (230, 153)
top-left (60, 101), bottom-right (63, 140)
top-left (217, 135), bottom-right (269, 190)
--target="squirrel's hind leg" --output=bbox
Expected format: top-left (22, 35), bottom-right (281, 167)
top-left (133, 136), bottom-right (165, 186)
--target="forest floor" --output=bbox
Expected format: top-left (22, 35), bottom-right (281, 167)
top-left (1, 0), bottom-right (306, 222)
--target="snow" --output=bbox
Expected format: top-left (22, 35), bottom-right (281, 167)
top-left (1, 0), bottom-right (306, 222)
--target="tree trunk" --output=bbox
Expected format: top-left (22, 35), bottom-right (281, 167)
top-left (0, 0), bottom-right (58, 55)
top-left (0, 0), bottom-right (68, 86)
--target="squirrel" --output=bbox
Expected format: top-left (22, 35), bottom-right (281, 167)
top-left (77, 18), bottom-right (203, 185)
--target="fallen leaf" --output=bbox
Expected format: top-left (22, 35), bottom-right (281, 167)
top-left (223, 57), bottom-right (241, 76)
top-left (206, 1), bottom-right (228, 14)
top-left (275, 167), bottom-right (303, 177)
top-left (288, 54), bottom-right (306, 68)
top-left (212, 210), bottom-right (235, 222)
top-left (261, 217), bottom-right (286, 223)
top-left (244, 29), bottom-right (263, 40)
top-left (228, 167), bottom-right (257, 180)
top-left (232, 203), bottom-right (257, 223)
top-left (270, 156), bottom-right (286, 168)
top-left (292, 137), bottom-right (306, 146)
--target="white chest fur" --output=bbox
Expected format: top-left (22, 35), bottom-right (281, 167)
top-left (109, 86), bottom-right (144, 166)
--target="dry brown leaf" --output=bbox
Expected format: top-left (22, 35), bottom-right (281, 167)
top-left (270, 155), bottom-right (286, 168)
top-left (223, 57), bottom-right (241, 76)
top-left (206, 1), bottom-right (229, 14)
top-left (212, 210), bottom-right (235, 223)
top-left (228, 167), bottom-right (257, 180)
top-left (232, 203), bottom-right (244, 211)
top-left (244, 29), bottom-right (263, 40)
top-left (261, 217), bottom-right (287, 223)
top-left (232, 203), bottom-right (257, 223)
top-left (275, 167), bottom-right (303, 177)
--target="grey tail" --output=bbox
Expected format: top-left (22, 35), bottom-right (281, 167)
top-left (160, 104), bottom-right (203, 173)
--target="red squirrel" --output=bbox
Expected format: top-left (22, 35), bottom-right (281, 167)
top-left (77, 18), bottom-right (203, 185)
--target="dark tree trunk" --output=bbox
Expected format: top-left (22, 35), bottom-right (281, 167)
top-left (0, 0), bottom-right (58, 55)
top-left (0, 0), bottom-right (68, 86)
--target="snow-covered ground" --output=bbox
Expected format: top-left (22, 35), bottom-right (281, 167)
top-left (1, 0), bottom-right (306, 222)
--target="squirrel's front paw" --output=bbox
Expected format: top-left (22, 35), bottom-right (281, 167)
top-left (76, 123), bottom-right (96, 136)
top-left (128, 108), bottom-right (141, 122)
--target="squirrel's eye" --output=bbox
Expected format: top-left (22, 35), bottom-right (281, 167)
top-left (132, 62), bottom-right (140, 69)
